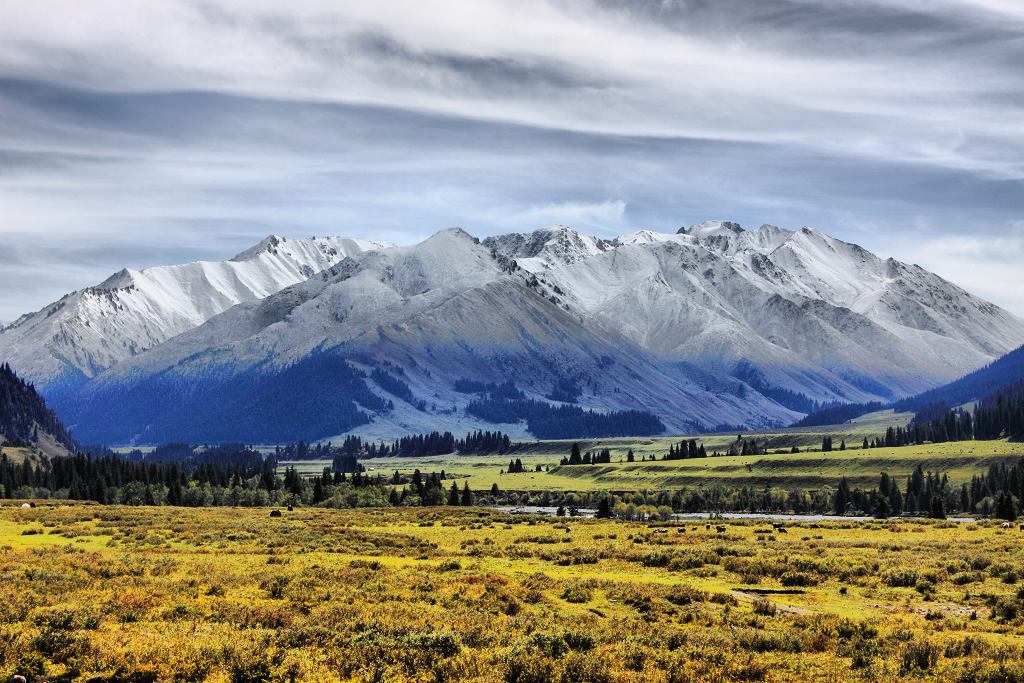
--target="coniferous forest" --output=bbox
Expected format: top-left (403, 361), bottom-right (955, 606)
top-left (0, 362), bottom-right (77, 451)
top-left (465, 396), bottom-right (665, 439)
top-left (6, 446), bottom-right (1024, 521)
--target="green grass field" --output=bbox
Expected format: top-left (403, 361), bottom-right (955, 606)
top-left (286, 436), bottom-right (1024, 494)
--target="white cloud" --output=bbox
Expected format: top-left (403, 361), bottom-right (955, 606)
top-left (514, 200), bottom-right (627, 230)
top-left (0, 1), bottom-right (1021, 177)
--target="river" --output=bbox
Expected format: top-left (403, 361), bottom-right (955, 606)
top-left (490, 505), bottom-right (975, 523)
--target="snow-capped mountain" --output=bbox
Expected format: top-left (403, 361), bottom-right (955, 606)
top-left (484, 222), bottom-right (1024, 398)
top-left (0, 235), bottom-right (389, 397)
top-left (59, 228), bottom-right (799, 444)
top-left (47, 223), bottom-right (1024, 445)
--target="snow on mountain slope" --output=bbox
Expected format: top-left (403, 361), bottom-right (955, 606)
top-left (60, 229), bottom-right (798, 444)
top-left (20, 221), bottom-right (1024, 445)
top-left (484, 222), bottom-right (1024, 400)
top-left (0, 235), bottom-right (389, 395)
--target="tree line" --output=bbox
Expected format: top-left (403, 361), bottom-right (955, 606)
top-left (326, 430), bottom-right (515, 460)
top-left (559, 444), bottom-right (613, 466)
top-left (5, 444), bottom-right (1024, 521)
top-left (881, 392), bottom-right (1023, 447)
top-left (466, 396), bottom-right (665, 439)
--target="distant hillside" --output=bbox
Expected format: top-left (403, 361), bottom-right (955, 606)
top-left (0, 363), bottom-right (78, 456)
top-left (792, 343), bottom-right (1024, 427)
top-left (791, 401), bottom-right (884, 428)
top-left (892, 343), bottom-right (1024, 413)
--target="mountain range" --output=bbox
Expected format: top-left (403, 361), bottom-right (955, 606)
top-left (2, 222), bottom-right (1022, 446)
top-left (0, 235), bottom-right (388, 402)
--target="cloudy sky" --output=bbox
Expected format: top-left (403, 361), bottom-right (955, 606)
top-left (1, 0), bottom-right (1023, 321)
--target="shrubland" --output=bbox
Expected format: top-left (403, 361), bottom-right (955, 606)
top-left (3, 505), bottom-right (1024, 681)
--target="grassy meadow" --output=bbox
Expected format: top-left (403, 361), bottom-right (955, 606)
top-left (4, 504), bottom-right (1024, 681)
top-left (285, 437), bottom-right (1024, 494)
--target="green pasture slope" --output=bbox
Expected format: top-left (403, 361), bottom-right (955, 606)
top-left (282, 410), bottom-right (1024, 493)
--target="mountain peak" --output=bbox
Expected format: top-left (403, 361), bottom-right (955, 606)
top-left (681, 220), bottom-right (745, 239)
top-left (483, 225), bottom-right (609, 272)
top-left (428, 227), bottom-right (479, 244)
top-left (94, 267), bottom-right (136, 291)
top-left (231, 235), bottom-right (285, 261)
top-left (615, 229), bottom-right (679, 246)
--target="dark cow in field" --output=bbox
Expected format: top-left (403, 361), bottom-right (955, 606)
top-left (270, 510), bottom-right (282, 518)
top-left (716, 525), bottom-right (727, 533)
top-left (287, 505), bottom-right (294, 511)
top-left (777, 527), bottom-right (788, 534)
top-left (677, 527), bottom-right (685, 533)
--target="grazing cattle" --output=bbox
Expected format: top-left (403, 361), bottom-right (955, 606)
top-left (777, 527), bottom-right (788, 534)
top-left (655, 528), bottom-right (668, 534)
top-left (287, 505), bottom-right (294, 512)
top-left (716, 525), bottom-right (727, 533)
top-left (705, 524), bottom-right (711, 530)
top-left (20, 503), bottom-right (30, 508)
top-left (772, 522), bottom-right (784, 529)
top-left (1019, 524), bottom-right (1024, 531)
top-left (564, 526), bottom-right (571, 533)
top-left (270, 510), bottom-right (282, 518)
top-left (1002, 522), bottom-right (1012, 529)
top-left (677, 527), bottom-right (685, 533)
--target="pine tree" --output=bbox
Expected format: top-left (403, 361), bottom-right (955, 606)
top-left (995, 491), bottom-right (1016, 521)
top-left (834, 476), bottom-right (850, 515)
top-left (448, 481), bottom-right (460, 506)
top-left (460, 482), bottom-right (473, 507)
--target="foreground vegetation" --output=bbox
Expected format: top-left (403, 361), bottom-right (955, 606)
top-left (4, 505), bottom-right (1024, 681)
